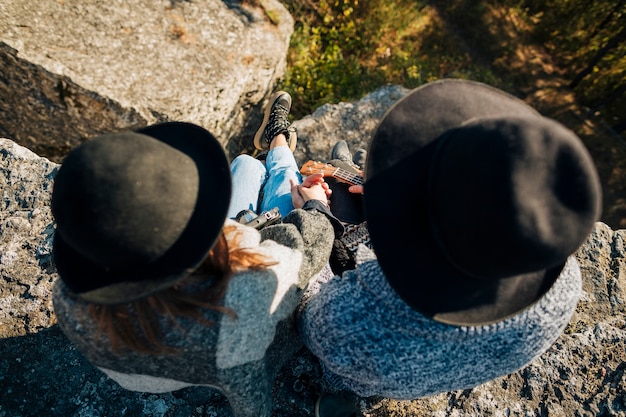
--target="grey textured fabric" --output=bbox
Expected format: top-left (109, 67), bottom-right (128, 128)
top-left (52, 210), bottom-right (335, 417)
top-left (299, 245), bottom-right (582, 399)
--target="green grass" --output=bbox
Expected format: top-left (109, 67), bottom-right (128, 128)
top-left (279, 0), bottom-right (502, 118)
top-left (279, 0), bottom-right (625, 130)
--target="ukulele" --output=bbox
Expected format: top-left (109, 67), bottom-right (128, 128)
top-left (300, 160), bottom-right (363, 186)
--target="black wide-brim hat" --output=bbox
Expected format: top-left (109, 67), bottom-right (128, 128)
top-left (364, 79), bottom-right (601, 325)
top-left (52, 122), bottom-right (231, 304)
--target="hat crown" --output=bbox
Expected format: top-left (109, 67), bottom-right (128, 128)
top-left (52, 133), bottom-right (200, 270)
top-left (429, 116), bottom-right (601, 279)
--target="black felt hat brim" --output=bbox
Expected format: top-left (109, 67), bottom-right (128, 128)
top-left (53, 122), bottom-right (231, 304)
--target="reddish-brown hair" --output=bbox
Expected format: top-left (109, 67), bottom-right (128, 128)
top-left (88, 224), bottom-right (275, 353)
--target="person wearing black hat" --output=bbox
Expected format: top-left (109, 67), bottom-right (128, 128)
top-left (298, 79), bottom-right (601, 413)
top-left (51, 92), bottom-right (340, 417)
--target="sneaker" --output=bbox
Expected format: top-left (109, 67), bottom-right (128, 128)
top-left (352, 149), bottom-right (367, 169)
top-left (331, 140), bottom-right (352, 162)
top-left (315, 394), bottom-right (362, 417)
top-left (253, 91), bottom-right (297, 152)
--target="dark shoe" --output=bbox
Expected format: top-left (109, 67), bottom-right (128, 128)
top-left (253, 91), bottom-right (297, 151)
top-left (315, 394), bottom-right (362, 417)
top-left (331, 140), bottom-right (352, 162)
top-left (352, 148), bottom-right (367, 169)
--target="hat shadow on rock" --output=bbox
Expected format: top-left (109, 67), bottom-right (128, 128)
top-left (364, 79), bottom-right (601, 325)
top-left (52, 122), bottom-right (231, 305)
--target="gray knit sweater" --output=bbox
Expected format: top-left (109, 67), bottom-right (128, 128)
top-left (299, 245), bottom-right (582, 399)
top-left (53, 209), bottom-right (335, 417)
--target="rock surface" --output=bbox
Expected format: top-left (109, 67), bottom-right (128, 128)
top-left (0, 0), bottom-right (293, 162)
top-left (0, 87), bottom-right (625, 416)
top-left (291, 85), bottom-right (410, 166)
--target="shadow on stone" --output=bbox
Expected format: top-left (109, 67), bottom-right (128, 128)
top-left (0, 325), bottom-right (232, 417)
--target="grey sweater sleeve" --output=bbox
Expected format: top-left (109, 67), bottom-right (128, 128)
top-left (260, 208), bottom-right (335, 286)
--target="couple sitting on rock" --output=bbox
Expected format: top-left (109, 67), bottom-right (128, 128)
top-left (51, 80), bottom-right (601, 417)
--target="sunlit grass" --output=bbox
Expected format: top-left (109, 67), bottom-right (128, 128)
top-left (279, 0), bottom-right (500, 118)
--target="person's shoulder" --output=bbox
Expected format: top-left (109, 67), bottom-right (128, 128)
top-left (304, 261), bottom-right (380, 314)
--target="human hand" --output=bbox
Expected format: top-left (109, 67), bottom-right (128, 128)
top-left (348, 171), bottom-right (364, 194)
top-left (291, 173), bottom-right (332, 209)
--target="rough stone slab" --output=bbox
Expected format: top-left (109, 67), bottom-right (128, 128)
top-left (0, 0), bottom-right (293, 161)
top-left (292, 85), bottom-right (410, 166)
top-left (0, 139), bottom-right (57, 338)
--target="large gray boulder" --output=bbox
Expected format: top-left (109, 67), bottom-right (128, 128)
top-left (0, 0), bottom-right (293, 162)
top-left (0, 87), bottom-right (625, 416)
top-left (291, 85), bottom-right (410, 165)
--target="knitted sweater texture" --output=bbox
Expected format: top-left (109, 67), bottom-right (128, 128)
top-left (53, 209), bottom-right (335, 417)
top-left (299, 245), bottom-right (582, 399)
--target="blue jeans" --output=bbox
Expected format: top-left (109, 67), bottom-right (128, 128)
top-left (227, 146), bottom-right (302, 219)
